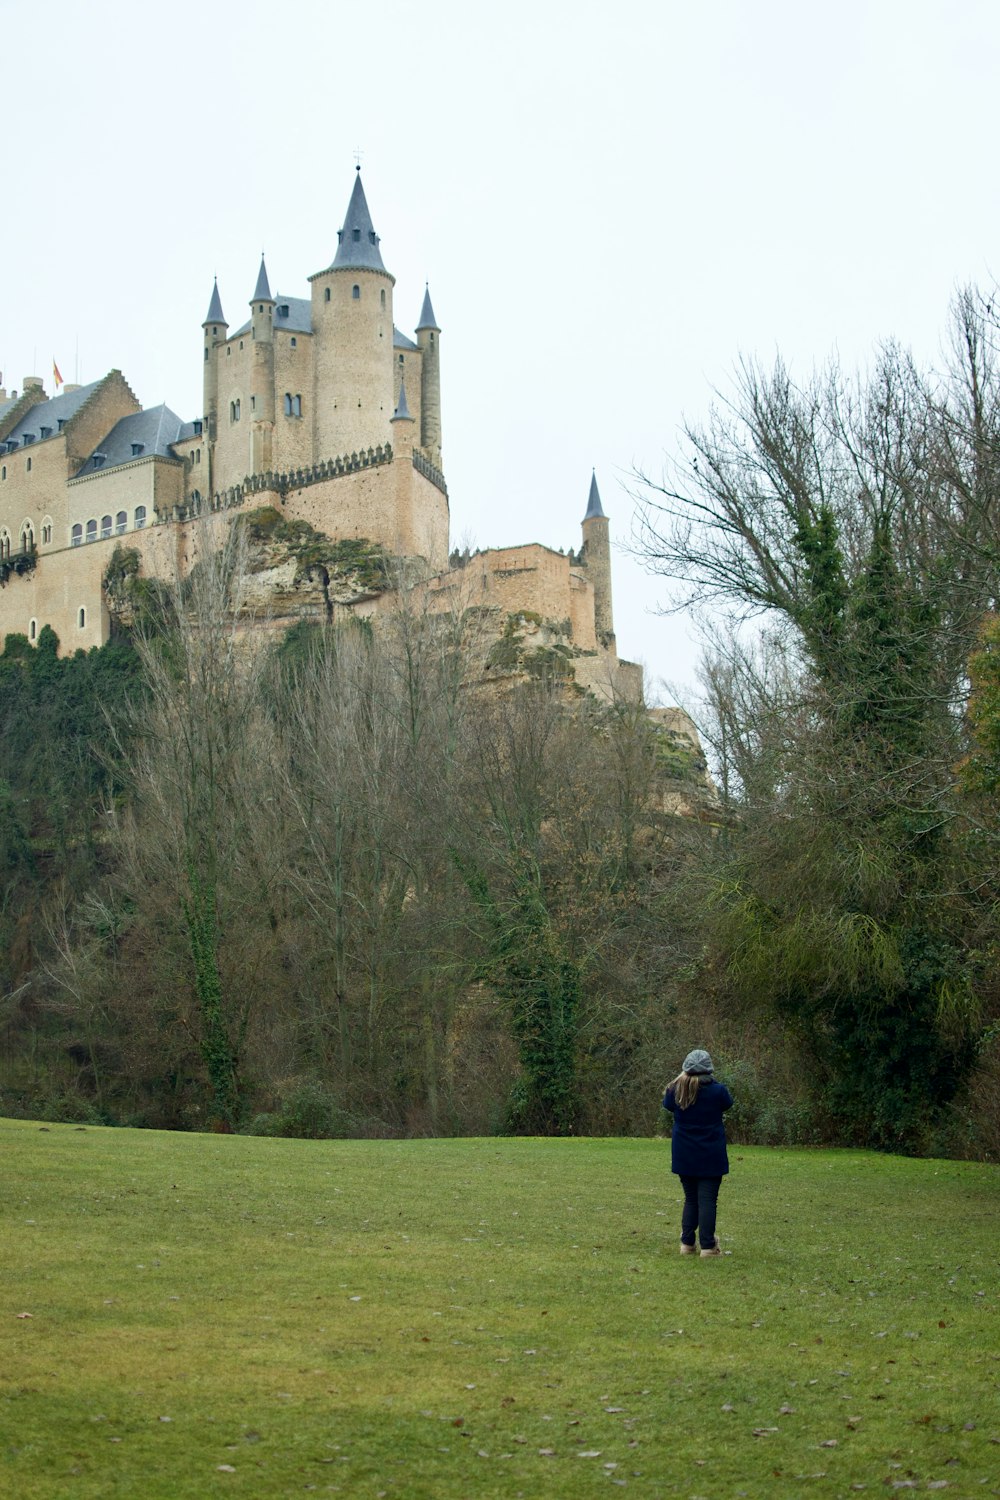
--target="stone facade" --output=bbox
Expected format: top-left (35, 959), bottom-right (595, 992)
top-left (0, 171), bottom-right (634, 703)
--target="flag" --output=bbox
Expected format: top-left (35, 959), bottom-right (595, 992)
top-left (53, 359), bottom-right (63, 389)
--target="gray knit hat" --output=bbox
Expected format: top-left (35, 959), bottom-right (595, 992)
top-left (682, 1049), bottom-right (714, 1076)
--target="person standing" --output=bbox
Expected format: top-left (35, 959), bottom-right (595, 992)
top-left (663, 1048), bottom-right (733, 1258)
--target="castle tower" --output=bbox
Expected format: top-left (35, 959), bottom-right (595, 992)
top-left (415, 285), bottom-right (442, 467)
top-left (391, 379), bottom-right (417, 555)
top-left (581, 471), bottom-right (615, 647)
top-left (309, 170), bottom-right (395, 460)
top-left (249, 255), bottom-right (276, 473)
top-left (202, 278), bottom-right (227, 442)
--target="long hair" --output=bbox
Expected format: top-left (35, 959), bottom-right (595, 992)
top-left (669, 1071), bottom-right (700, 1109)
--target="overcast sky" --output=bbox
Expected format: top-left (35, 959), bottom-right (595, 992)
top-left (3, 0), bottom-right (999, 711)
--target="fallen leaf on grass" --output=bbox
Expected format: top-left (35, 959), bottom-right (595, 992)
top-left (819, 1439), bottom-right (838, 1447)
top-left (577, 1450), bottom-right (602, 1458)
top-left (538, 1447), bottom-right (556, 1456)
top-left (752, 1427), bottom-right (779, 1437)
top-left (15, 1313), bottom-right (33, 1320)
top-left (779, 1405), bottom-right (796, 1415)
top-left (217, 1465), bottom-right (236, 1473)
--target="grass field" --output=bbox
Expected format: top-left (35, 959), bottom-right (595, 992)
top-left (1, 1120), bottom-right (998, 1499)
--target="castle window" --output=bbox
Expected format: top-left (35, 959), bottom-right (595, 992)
top-left (227, 347), bottom-right (232, 357)
top-left (239, 340), bottom-right (244, 350)
top-left (71, 524), bottom-right (82, 546)
top-left (353, 228), bottom-right (361, 242)
top-left (284, 393), bottom-right (292, 416)
top-left (380, 289), bottom-right (386, 308)
top-left (57, 419), bottom-right (65, 431)
top-left (78, 608), bottom-right (86, 629)
top-left (293, 394), bottom-right (302, 417)
top-left (42, 522), bottom-right (52, 544)
top-left (29, 619), bottom-right (36, 642)
top-left (86, 519), bottom-right (97, 543)
top-left (399, 354), bottom-right (404, 365)
top-left (26, 456), bottom-right (32, 472)
top-left (39, 426), bottom-right (51, 439)
top-left (205, 348), bottom-right (209, 362)
top-left (1, 466), bottom-right (5, 480)
top-left (101, 514), bottom-right (112, 538)
top-left (250, 395), bottom-right (256, 412)
top-left (196, 448), bottom-right (201, 463)
top-left (279, 304), bottom-right (289, 317)
top-left (193, 419), bottom-right (203, 435)
top-left (352, 285), bottom-right (360, 300)
top-left (92, 455), bottom-right (106, 469)
top-left (21, 523), bottom-right (34, 551)
top-left (230, 399), bottom-right (240, 423)
top-left (131, 443), bottom-right (144, 456)
top-left (0, 533), bottom-right (9, 560)
top-left (290, 337), bottom-right (297, 347)
top-left (135, 506), bottom-right (147, 529)
top-left (325, 288), bottom-right (331, 303)
top-left (115, 511), bottom-right (127, 534)
top-left (369, 231), bottom-right (376, 245)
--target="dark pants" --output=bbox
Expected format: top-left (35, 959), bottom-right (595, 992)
top-left (679, 1174), bottom-right (722, 1249)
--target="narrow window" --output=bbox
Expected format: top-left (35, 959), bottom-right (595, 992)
top-left (135, 506), bottom-right (147, 529)
top-left (86, 519), bottom-right (97, 543)
top-left (1, 466), bottom-right (5, 480)
top-left (284, 393), bottom-right (292, 416)
top-left (72, 524), bottom-right (82, 546)
top-left (42, 523), bottom-right (52, 544)
top-left (101, 514), bottom-right (112, 538)
top-left (21, 524), bottom-right (34, 551)
top-left (239, 339), bottom-right (244, 350)
top-left (325, 287), bottom-right (331, 302)
top-left (26, 456), bottom-right (32, 472)
top-left (235, 398), bottom-right (240, 420)
top-left (352, 227), bottom-right (360, 242)
top-left (290, 336), bottom-right (297, 348)
top-left (78, 607), bottom-right (86, 629)
top-left (380, 289), bottom-right (386, 308)
top-left (115, 511), bottom-right (127, 534)
top-left (29, 619), bottom-right (37, 642)
top-left (250, 395), bottom-right (256, 412)
top-left (352, 285), bottom-right (360, 300)
top-left (398, 354), bottom-right (404, 365)
top-left (204, 348), bottom-right (209, 362)
top-left (293, 394), bottom-right (301, 418)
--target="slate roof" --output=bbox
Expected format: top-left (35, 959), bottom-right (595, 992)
top-left (252, 256), bottom-right (272, 303)
top-left (231, 294), bottom-right (312, 339)
top-left (584, 471), bottom-right (606, 521)
top-left (2, 380), bottom-right (103, 449)
top-left (392, 380), bottom-right (413, 421)
top-left (416, 285), bottom-right (439, 331)
top-left (331, 172), bottom-right (386, 273)
top-left (75, 405), bottom-right (186, 477)
top-left (0, 395), bottom-right (18, 425)
top-left (204, 279), bottom-right (226, 324)
top-left (393, 327), bottom-right (419, 351)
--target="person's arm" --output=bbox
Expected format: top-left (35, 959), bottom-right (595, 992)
top-left (720, 1085), bottom-right (734, 1111)
top-left (663, 1087), bottom-right (677, 1113)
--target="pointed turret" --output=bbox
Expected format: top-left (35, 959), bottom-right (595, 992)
top-left (581, 470), bottom-right (614, 646)
top-left (416, 285), bottom-right (439, 332)
top-left (252, 254), bottom-right (272, 304)
top-left (202, 278), bottom-right (227, 442)
top-left (332, 170), bottom-right (387, 272)
top-left (203, 277), bottom-right (226, 327)
top-left (583, 470), bottom-right (606, 520)
top-left (415, 283), bottom-right (442, 467)
top-left (392, 379), bottom-right (414, 423)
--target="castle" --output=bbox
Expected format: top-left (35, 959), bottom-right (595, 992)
top-left (0, 170), bottom-right (642, 703)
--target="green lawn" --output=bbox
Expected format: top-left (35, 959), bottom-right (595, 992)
top-left (1, 1121), bottom-right (998, 1499)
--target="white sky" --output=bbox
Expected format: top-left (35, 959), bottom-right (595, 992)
top-left (3, 0), bottom-right (999, 710)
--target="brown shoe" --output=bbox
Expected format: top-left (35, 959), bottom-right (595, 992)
top-left (680, 1240), bottom-right (698, 1256)
top-left (700, 1237), bottom-right (722, 1257)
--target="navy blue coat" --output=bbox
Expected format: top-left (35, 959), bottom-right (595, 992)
top-left (663, 1079), bottom-right (734, 1177)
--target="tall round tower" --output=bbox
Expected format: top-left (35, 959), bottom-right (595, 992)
top-left (415, 285), bottom-right (442, 468)
top-left (249, 255), bottom-right (276, 473)
top-left (309, 170), bottom-right (395, 460)
top-left (202, 278), bottom-right (227, 442)
top-left (581, 471), bottom-right (615, 647)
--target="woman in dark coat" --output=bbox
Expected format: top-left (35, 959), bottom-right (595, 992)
top-left (662, 1048), bottom-right (733, 1257)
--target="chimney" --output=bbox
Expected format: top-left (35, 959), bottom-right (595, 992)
top-left (62, 383), bottom-right (81, 394)
top-left (24, 375), bottom-right (43, 390)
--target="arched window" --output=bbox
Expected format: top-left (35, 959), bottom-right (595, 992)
top-left (380, 289), bottom-right (386, 308)
top-left (293, 394), bottom-right (302, 417)
top-left (71, 524), bottom-right (82, 547)
top-left (86, 519), bottom-right (97, 543)
top-left (78, 607), bottom-right (86, 629)
top-left (230, 399), bottom-right (240, 422)
top-left (284, 393), bottom-right (292, 416)
top-left (29, 619), bottom-right (37, 642)
top-left (0, 531), bottom-right (10, 560)
top-left (42, 520), bottom-right (52, 545)
top-left (26, 456), bottom-right (32, 472)
top-left (135, 506), bottom-right (147, 529)
top-left (21, 523), bottom-right (34, 552)
top-left (1, 466), bottom-right (5, 481)
top-left (101, 514), bottom-right (112, 539)
top-left (115, 511), bottom-right (127, 534)
top-left (325, 287), bottom-right (331, 303)
top-left (352, 285), bottom-right (360, 300)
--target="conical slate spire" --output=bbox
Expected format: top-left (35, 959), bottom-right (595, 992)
top-left (392, 379), bottom-right (413, 421)
top-left (584, 470), bottom-right (606, 521)
top-left (252, 254), bottom-right (273, 303)
top-left (416, 284), bottom-right (439, 331)
top-left (204, 278), bottom-right (226, 325)
top-left (332, 171), bottom-right (386, 272)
